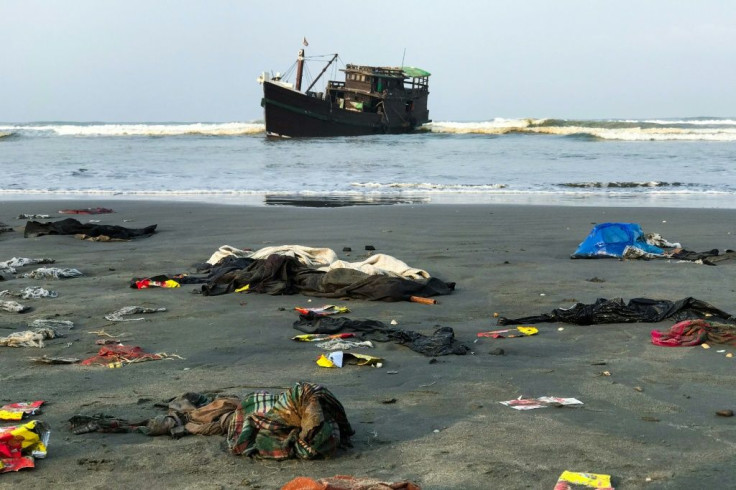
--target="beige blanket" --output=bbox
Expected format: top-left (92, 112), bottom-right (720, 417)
top-left (206, 245), bottom-right (429, 280)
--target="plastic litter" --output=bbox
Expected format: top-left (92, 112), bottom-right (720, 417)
top-left (478, 326), bottom-right (538, 338)
top-left (316, 351), bottom-right (383, 368)
top-left (0, 420), bottom-right (50, 473)
top-left (554, 470), bottom-right (613, 489)
top-left (0, 401), bottom-right (44, 421)
top-left (500, 396), bottom-right (584, 411)
top-left (294, 304), bottom-right (350, 316)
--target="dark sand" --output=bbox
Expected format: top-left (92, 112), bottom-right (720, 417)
top-left (1, 201), bottom-right (735, 489)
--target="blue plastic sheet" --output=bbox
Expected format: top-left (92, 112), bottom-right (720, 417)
top-left (571, 223), bottom-right (664, 259)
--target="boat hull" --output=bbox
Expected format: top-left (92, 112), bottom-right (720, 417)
top-left (262, 81), bottom-right (420, 138)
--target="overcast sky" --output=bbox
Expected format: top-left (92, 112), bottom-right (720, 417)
top-left (2, 0), bottom-right (734, 122)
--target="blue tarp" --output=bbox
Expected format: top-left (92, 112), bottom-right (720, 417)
top-left (571, 223), bottom-right (664, 259)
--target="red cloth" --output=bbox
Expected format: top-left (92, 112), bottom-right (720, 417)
top-left (651, 319), bottom-right (736, 347)
top-left (81, 345), bottom-right (163, 365)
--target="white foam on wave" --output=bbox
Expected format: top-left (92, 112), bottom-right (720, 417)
top-left (1, 122), bottom-right (265, 137)
top-left (624, 119), bottom-right (736, 126)
top-left (427, 119), bottom-right (544, 134)
top-left (1, 187), bottom-right (734, 209)
top-left (428, 121), bottom-right (736, 141)
top-left (352, 182), bottom-right (508, 191)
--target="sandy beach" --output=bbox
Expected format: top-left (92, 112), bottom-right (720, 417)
top-left (1, 200), bottom-right (735, 489)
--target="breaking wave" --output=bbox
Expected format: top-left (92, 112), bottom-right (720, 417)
top-left (427, 118), bottom-right (736, 141)
top-left (2, 117), bottom-right (735, 141)
top-left (351, 182), bottom-right (508, 191)
top-left (0, 122), bottom-right (265, 137)
top-left (558, 181), bottom-right (696, 189)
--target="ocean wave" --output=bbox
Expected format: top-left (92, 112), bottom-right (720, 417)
top-left (351, 182), bottom-right (508, 191)
top-left (427, 119), bottom-right (736, 141)
top-left (558, 181), bottom-right (694, 189)
top-left (0, 122), bottom-right (265, 137)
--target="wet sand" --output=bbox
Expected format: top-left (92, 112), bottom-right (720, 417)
top-left (1, 201), bottom-right (735, 489)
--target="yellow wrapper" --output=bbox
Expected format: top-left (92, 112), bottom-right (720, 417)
top-left (557, 470), bottom-right (612, 488)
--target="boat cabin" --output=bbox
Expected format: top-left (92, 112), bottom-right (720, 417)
top-left (325, 65), bottom-right (430, 125)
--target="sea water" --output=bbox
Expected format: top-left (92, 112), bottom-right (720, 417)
top-left (1, 118), bottom-right (735, 208)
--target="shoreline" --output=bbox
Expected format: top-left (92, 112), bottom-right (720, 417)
top-left (2, 200), bottom-right (735, 489)
top-left (2, 192), bottom-right (736, 210)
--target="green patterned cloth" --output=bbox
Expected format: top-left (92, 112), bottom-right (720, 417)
top-left (227, 381), bottom-right (353, 460)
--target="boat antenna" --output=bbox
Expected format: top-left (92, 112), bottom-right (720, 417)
top-left (400, 48), bottom-right (406, 68)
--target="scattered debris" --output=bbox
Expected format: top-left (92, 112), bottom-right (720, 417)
top-left (0, 401), bottom-right (44, 421)
top-left (554, 470), bottom-right (614, 489)
top-left (500, 396), bottom-right (583, 411)
top-left (0, 300), bottom-right (30, 313)
top-left (0, 328), bottom-right (60, 348)
top-left (293, 304), bottom-right (350, 316)
top-left (316, 351), bottom-right (383, 368)
top-left (0, 287), bottom-right (58, 299)
top-left (0, 420), bottom-right (50, 474)
top-left (22, 268), bottom-right (83, 280)
top-left (29, 355), bottom-right (80, 364)
top-left (104, 306), bottom-right (167, 322)
top-left (478, 326), bottom-right (538, 339)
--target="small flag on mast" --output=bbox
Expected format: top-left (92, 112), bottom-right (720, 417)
top-left (302, 37), bottom-right (309, 47)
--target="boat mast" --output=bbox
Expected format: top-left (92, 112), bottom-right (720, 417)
top-left (295, 49), bottom-right (305, 92)
top-left (305, 53), bottom-right (338, 93)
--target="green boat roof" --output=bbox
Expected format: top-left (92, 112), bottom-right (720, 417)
top-left (401, 67), bottom-right (431, 78)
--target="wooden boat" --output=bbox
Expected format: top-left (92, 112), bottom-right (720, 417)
top-left (258, 47), bottom-right (430, 137)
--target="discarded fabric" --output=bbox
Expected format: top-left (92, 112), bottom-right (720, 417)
top-left (198, 249), bottom-right (454, 301)
top-left (1, 300), bottom-right (30, 313)
top-left (651, 319), bottom-right (736, 347)
top-left (104, 305), bottom-right (167, 322)
top-left (282, 475), bottom-right (421, 490)
top-left (0, 257), bottom-right (55, 274)
top-left (80, 345), bottom-right (175, 366)
top-left (0, 328), bottom-right (60, 348)
top-left (0, 286), bottom-right (58, 299)
top-left (498, 297), bottom-right (735, 326)
top-left (294, 304), bottom-right (350, 316)
top-left (132, 278), bottom-right (180, 289)
top-left (477, 326), bottom-right (538, 338)
top-left (0, 420), bottom-right (50, 474)
top-left (24, 217), bottom-right (155, 240)
top-left (29, 355), bottom-right (80, 364)
top-left (29, 319), bottom-right (73, 330)
top-left (500, 396), bottom-right (584, 410)
top-left (0, 401), bottom-right (44, 421)
top-left (316, 351), bottom-right (383, 368)
top-left (554, 470), bottom-right (614, 490)
top-left (22, 267), bottom-right (83, 280)
top-left (206, 244), bottom-right (430, 279)
top-left (292, 333), bottom-right (356, 342)
top-left (294, 315), bottom-right (469, 356)
top-left (71, 382), bottom-right (353, 460)
top-left (316, 339), bottom-right (374, 350)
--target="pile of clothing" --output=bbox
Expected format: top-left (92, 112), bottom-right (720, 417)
top-left (70, 382), bottom-right (353, 461)
top-left (195, 245), bottom-right (455, 302)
